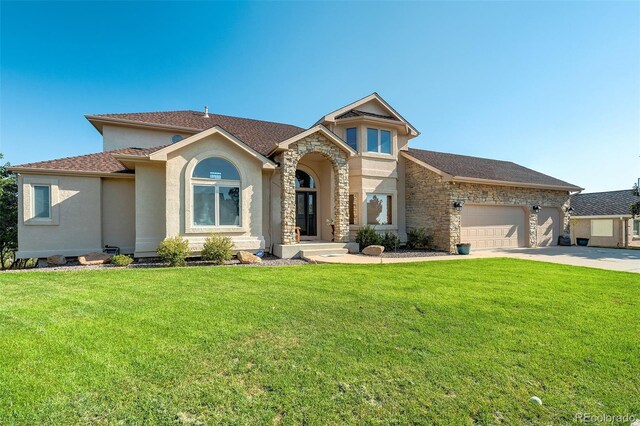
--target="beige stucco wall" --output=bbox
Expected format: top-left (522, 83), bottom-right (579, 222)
top-left (331, 122), bottom-right (408, 241)
top-left (570, 218), bottom-right (625, 247)
top-left (134, 164), bottom-right (166, 256)
top-left (164, 133), bottom-right (265, 252)
top-left (103, 124), bottom-right (192, 151)
top-left (102, 178), bottom-right (135, 253)
top-left (16, 174), bottom-right (103, 258)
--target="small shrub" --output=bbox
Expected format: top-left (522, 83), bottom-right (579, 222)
top-left (355, 225), bottom-right (382, 249)
top-left (111, 254), bottom-right (133, 267)
top-left (407, 227), bottom-right (433, 250)
top-left (157, 235), bottom-right (191, 267)
top-left (380, 232), bottom-right (400, 252)
top-left (201, 234), bottom-right (233, 265)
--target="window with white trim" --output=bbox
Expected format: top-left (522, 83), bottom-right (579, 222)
top-left (33, 185), bottom-right (51, 219)
top-left (633, 219), bottom-right (639, 237)
top-left (591, 219), bottom-right (613, 237)
top-left (366, 128), bottom-right (392, 154)
top-left (366, 194), bottom-right (392, 225)
top-left (345, 128), bottom-right (358, 151)
top-left (192, 157), bottom-right (241, 227)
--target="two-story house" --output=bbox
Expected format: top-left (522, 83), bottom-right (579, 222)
top-left (10, 93), bottom-right (582, 259)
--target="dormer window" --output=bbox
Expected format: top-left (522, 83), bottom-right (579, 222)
top-left (345, 128), bottom-right (358, 151)
top-left (366, 128), bottom-right (391, 154)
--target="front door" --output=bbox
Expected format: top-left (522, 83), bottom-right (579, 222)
top-left (296, 191), bottom-right (317, 237)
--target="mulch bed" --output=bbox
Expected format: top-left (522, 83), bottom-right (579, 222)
top-left (1, 255), bottom-right (308, 273)
top-left (379, 249), bottom-right (451, 258)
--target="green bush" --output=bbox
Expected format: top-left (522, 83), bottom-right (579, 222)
top-left (380, 232), bottom-right (400, 252)
top-left (407, 227), bottom-right (433, 250)
top-left (201, 234), bottom-right (234, 265)
top-left (355, 225), bottom-right (382, 249)
top-left (111, 254), bottom-right (133, 267)
top-left (157, 235), bottom-right (191, 267)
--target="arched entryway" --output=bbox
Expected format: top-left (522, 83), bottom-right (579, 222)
top-left (277, 131), bottom-right (350, 245)
top-left (295, 169), bottom-right (318, 239)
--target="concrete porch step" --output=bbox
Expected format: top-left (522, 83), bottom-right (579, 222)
top-left (274, 241), bottom-right (359, 259)
top-left (300, 248), bottom-right (349, 258)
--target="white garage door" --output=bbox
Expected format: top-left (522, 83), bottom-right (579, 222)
top-left (537, 208), bottom-right (560, 247)
top-left (461, 205), bottom-right (526, 249)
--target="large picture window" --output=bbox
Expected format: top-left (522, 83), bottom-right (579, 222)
top-left (192, 157), bottom-right (240, 227)
top-left (366, 194), bottom-right (392, 225)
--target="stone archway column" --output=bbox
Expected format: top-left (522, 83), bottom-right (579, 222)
top-left (279, 151), bottom-right (297, 245)
top-left (332, 162), bottom-right (350, 243)
top-left (278, 133), bottom-right (350, 245)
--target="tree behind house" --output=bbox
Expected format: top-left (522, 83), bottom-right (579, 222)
top-left (0, 154), bottom-right (18, 269)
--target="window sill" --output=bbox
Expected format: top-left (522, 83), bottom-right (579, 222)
top-left (185, 225), bottom-right (247, 234)
top-left (24, 218), bottom-right (58, 226)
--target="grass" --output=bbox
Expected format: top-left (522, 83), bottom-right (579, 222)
top-left (0, 259), bottom-right (639, 425)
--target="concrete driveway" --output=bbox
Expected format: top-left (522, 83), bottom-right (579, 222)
top-left (470, 246), bottom-right (640, 273)
top-left (305, 246), bottom-right (640, 273)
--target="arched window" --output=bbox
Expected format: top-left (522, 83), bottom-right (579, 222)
top-left (192, 157), bottom-right (241, 227)
top-left (295, 170), bottom-right (315, 189)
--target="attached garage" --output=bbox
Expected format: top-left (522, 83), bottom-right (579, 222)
top-left (537, 208), bottom-right (560, 246)
top-left (461, 205), bottom-right (527, 249)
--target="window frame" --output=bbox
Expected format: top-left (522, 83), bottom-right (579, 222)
top-left (366, 128), bottom-right (393, 154)
top-left (345, 127), bottom-right (358, 152)
top-left (633, 219), bottom-right (640, 237)
top-left (185, 155), bottom-right (244, 233)
top-left (22, 176), bottom-right (59, 226)
top-left (365, 193), bottom-right (393, 226)
top-left (591, 219), bottom-right (614, 237)
top-left (32, 184), bottom-right (52, 220)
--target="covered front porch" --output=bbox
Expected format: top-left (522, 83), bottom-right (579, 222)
top-left (271, 126), bottom-right (357, 258)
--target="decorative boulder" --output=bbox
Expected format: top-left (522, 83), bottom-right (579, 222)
top-left (362, 245), bottom-right (385, 256)
top-left (237, 251), bottom-right (262, 264)
top-left (78, 252), bottom-right (112, 266)
top-left (47, 255), bottom-right (67, 266)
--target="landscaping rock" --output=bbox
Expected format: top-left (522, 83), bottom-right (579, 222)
top-left (237, 251), bottom-right (262, 264)
top-left (78, 252), bottom-right (112, 266)
top-left (362, 245), bottom-right (385, 256)
top-left (47, 255), bottom-right (67, 266)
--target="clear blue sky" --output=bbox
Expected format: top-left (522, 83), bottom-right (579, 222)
top-left (1, 1), bottom-right (638, 192)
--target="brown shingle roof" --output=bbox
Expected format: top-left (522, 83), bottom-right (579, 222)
top-left (88, 110), bottom-right (305, 156)
top-left (570, 190), bottom-right (639, 216)
top-left (10, 147), bottom-right (162, 175)
top-left (406, 148), bottom-right (581, 190)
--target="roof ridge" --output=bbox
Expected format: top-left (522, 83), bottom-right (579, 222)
top-left (408, 147), bottom-right (515, 164)
top-left (90, 110), bottom-right (305, 130)
top-left (573, 189), bottom-right (637, 196)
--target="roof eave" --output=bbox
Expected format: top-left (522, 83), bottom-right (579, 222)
top-left (451, 176), bottom-right (583, 192)
top-left (8, 167), bottom-right (135, 179)
top-left (274, 125), bottom-right (357, 157)
top-left (85, 115), bottom-right (201, 135)
top-left (148, 126), bottom-right (277, 169)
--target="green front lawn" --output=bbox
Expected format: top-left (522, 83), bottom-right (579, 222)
top-left (1, 259), bottom-right (638, 424)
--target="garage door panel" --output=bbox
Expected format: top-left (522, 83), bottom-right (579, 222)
top-left (461, 205), bottom-right (526, 249)
top-left (537, 208), bottom-right (560, 247)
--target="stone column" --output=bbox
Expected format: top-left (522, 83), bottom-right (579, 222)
top-left (449, 205), bottom-right (461, 253)
top-left (332, 161), bottom-right (350, 243)
top-left (528, 211), bottom-right (538, 247)
top-left (279, 151), bottom-right (298, 245)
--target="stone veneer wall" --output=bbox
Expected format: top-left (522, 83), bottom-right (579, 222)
top-left (276, 132), bottom-right (350, 245)
top-left (404, 160), bottom-right (451, 250)
top-left (405, 159), bottom-right (571, 253)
